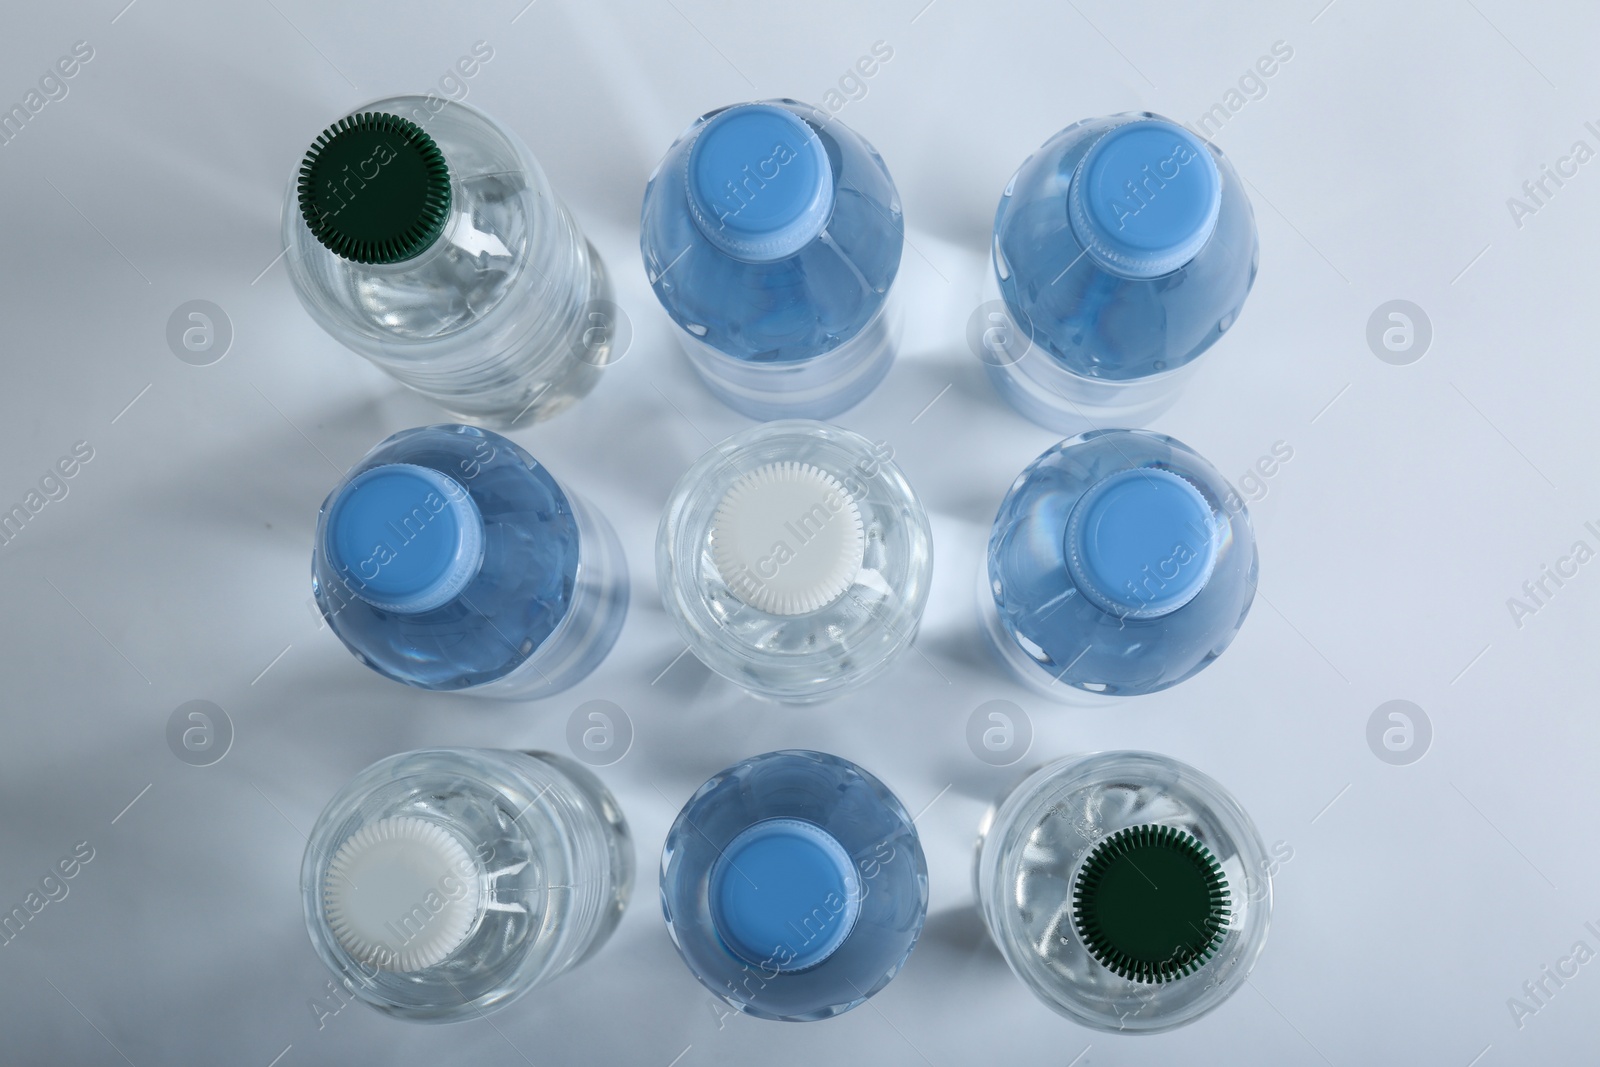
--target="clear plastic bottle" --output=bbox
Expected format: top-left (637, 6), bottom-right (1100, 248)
top-left (283, 97), bottom-right (617, 428)
top-left (975, 751), bottom-right (1272, 1033)
top-left (982, 429), bottom-right (1256, 699)
top-left (312, 424), bottom-right (627, 698)
top-left (640, 100), bottom-right (904, 420)
top-left (980, 113), bottom-right (1258, 431)
top-left (302, 748), bottom-right (633, 1022)
top-left (660, 750), bottom-right (927, 1021)
top-left (656, 420), bottom-right (932, 702)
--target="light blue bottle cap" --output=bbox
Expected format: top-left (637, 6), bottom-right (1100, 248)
top-left (1065, 467), bottom-right (1218, 619)
top-left (324, 463), bottom-right (485, 614)
top-left (709, 818), bottom-right (861, 972)
top-left (686, 104), bottom-right (834, 263)
top-left (1068, 119), bottom-right (1221, 279)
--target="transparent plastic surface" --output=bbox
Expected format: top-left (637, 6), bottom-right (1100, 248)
top-left (975, 752), bottom-right (1271, 1033)
top-left (283, 96), bottom-right (616, 428)
top-left (982, 112), bottom-right (1258, 432)
top-left (660, 750), bottom-right (927, 1021)
top-left (302, 748), bottom-right (634, 1023)
top-left (672, 290), bottom-right (902, 421)
top-left (656, 421), bottom-right (932, 702)
top-left (313, 425), bottom-right (627, 698)
top-left (983, 430), bottom-right (1256, 699)
top-left (640, 100), bottom-right (904, 419)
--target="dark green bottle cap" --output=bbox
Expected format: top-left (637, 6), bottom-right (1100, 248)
top-left (297, 112), bottom-right (451, 265)
top-left (1071, 824), bottom-right (1231, 984)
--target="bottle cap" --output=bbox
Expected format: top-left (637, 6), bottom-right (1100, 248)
top-left (298, 112), bottom-right (452, 265)
top-left (709, 461), bottom-right (865, 616)
top-left (322, 816), bottom-right (484, 972)
top-left (685, 104), bottom-right (834, 262)
top-left (1068, 119), bottom-right (1221, 278)
top-left (1072, 824), bottom-right (1231, 983)
top-left (1065, 467), bottom-right (1218, 619)
top-left (324, 463), bottom-right (485, 614)
top-left (710, 818), bottom-right (861, 972)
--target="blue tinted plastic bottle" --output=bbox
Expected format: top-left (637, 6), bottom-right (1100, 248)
top-left (640, 100), bottom-right (904, 420)
top-left (981, 113), bottom-right (1258, 431)
top-left (982, 430), bottom-right (1256, 699)
top-left (312, 425), bottom-right (627, 698)
top-left (660, 750), bottom-right (927, 1021)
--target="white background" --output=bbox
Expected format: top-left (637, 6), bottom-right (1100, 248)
top-left (0, 1), bottom-right (1596, 1064)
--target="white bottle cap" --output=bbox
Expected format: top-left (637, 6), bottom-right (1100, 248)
top-left (322, 816), bottom-right (483, 972)
top-left (709, 462), bottom-right (866, 616)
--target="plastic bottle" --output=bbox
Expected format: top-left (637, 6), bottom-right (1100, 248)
top-left (312, 424), bottom-right (627, 698)
top-left (283, 97), bottom-right (617, 427)
top-left (982, 429), bottom-right (1256, 699)
top-left (660, 750), bottom-right (927, 1020)
top-left (657, 420), bottom-right (932, 702)
top-left (640, 100), bottom-right (903, 419)
top-left (980, 112), bottom-right (1257, 430)
top-left (975, 751), bottom-right (1272, 1032)
top-left (302, 748), bottom-right (633, 1022)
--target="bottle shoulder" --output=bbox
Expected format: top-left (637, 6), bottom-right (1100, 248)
top-left (313, 426), bottom-right (583, 691)
top-left (993, 114), bottom-right (1259, 380)
top-left (284, 96), bottom-right (567, 350)
top-left (987, 431), bottom-right (1257, 696)
top-left (641, 101), bottom-right (904, 362)
top-left (659, 750), bottom-right (928, 1020)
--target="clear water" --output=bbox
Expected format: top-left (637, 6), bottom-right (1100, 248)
top-left (986, 112), bottom-right (1258, 429)
top-left (656, 421), bottom-right (932, 703)
top-left (984, 430), bottom-right (1256, 698)
top-left (976, 752), bottom-right (1271, 1033)
top-left (302, 749), bottom-right (633, 1023)
top-left (284, 96), bottom-right (615, 427)
top-left (640, 100), bottom-right (904, 418)
top-left (660, 750), bottom-right (927, 1021)
top-left (313, 425), bottom-right (627, 697)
